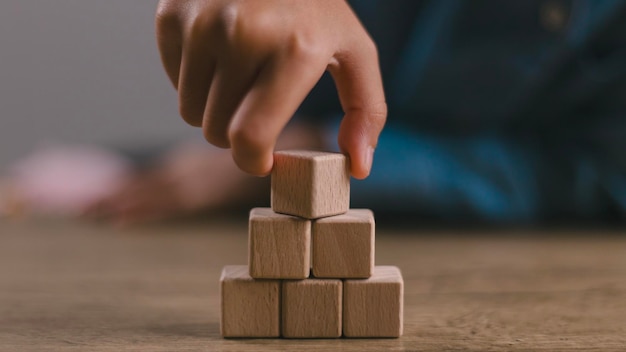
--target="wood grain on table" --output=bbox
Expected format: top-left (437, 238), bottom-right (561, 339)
top-left (1, 220), bottom-right (625, 351)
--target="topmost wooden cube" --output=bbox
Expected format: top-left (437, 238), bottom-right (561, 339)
top-left (272, 151), bottom-right (350, 219)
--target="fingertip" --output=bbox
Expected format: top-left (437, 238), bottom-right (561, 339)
top-left (231, 150), bottom-right (273, 177)
top-left (344, 145), bottom-right (373, 180)
top-left (350, 166), bottom-right (368, 180)
top-left (359, 145), bottom-right (375, 179)
top-left (229, 129), bottom-right (274, 177)
top-left (202, 121), bottom-right (231, 148)
top-left (338, 136), bottom-right (373, 180)
top-left (338, 114), bottom-right (378, 179)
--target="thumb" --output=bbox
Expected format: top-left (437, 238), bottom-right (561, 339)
top-left (330, 38), bottom-right (386, 179)
top-left (337, 103), bottom-right (386, 179)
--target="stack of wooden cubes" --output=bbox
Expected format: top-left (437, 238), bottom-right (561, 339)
top-left (220, 150), bottom-right (404, 338)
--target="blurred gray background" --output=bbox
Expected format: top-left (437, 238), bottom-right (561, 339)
top-left (0, 1), bottom-right (193, 168)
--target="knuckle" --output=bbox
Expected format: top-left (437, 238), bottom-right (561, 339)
top-left (222, 14), bottom-right (271, 53)
top-left (370, 101), bottom-right (388, 119)
top-left (216, 2), bottom-right (242, 40)
top-left (367, 102), bottom-right (388, 128)
top-left (362, 36), bottom-right (379, 60)
top-left (218, 4), bottom-right (281, 52)
top-left (212, 2), bottom-right (258, 45)
top-left (188, 11), bottom-right (210, 41)
top-left (229, 124), bottom-right (266, 153)
top-left (285, 31), bottom-right (325, 63)
top-left (348, 101), bottom-right (388, 129)
top-left (156, 1), bottom-right (179, 32)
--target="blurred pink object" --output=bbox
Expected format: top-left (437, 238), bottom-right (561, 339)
top-left (3, 143), bottom-right (132, 217)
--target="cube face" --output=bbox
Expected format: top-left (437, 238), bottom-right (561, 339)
top-left (312, 209), bottom-right (375, 278)
top-left (220, 266), bottom-right (280, 338)
top-left (282, 279), bottom-right (342, 338)
top-left (271, 151), bottom-right (350, 219)
top-left (248, 208), bottom-right (311, 279)
top-left (343, 266), bottom-right (404, 338)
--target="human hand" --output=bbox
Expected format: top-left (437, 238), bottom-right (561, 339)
top-left (84, 143), bottom-right (266, 225)
top-left (156, 0), bottom-right (386, 179)
top-left (84, 123), bottom-right (321, 225)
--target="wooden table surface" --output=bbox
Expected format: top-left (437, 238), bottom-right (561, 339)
top-left (1, 219), bottom-right (626, 351)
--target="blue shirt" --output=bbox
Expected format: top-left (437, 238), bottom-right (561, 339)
top-left (299, 0), bottom-right (626, 223)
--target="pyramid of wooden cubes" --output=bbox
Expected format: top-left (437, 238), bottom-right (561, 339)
top-left (220, 150), bottom-right (404, 338)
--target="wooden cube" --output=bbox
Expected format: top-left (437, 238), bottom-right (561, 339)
top-left (271, 150), bottom-right (350, 219)
top-left (282, 279), bottom-right (342, 338)
top-left (248, 208), bottom-right (310, 279)
top-left (220, 265), bottom-right (280, 338)
top-left (343, 266), bottom-right (404, 338)
top-left (312, 209), bottom-right (375, 279)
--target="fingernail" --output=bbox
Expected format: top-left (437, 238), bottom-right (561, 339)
top-left (364, 146), bottom-right (374, 175)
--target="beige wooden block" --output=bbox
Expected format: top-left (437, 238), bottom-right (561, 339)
top-left (282, 279), bottom-right (342, 338)
top-left (220, 265), bottom-right (280, 338)
top-left (343, 266), bottom-right (404, 338)
top-left (248, 208), bottom-right (310, 279)
top-left (271, 150), bottom-right (350, 219)
top-left (312, 209), bottom-right (375, 278)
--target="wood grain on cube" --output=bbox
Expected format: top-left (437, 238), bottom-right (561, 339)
top-left (220, 265), bottom-right (280, 338)
top-left (312, 209), bottom-right (375, 278)
top-left (248, 208), bottom-right (310, 279)
top-left (343, 266), bottom-right (404, 338)
top-left (282, 279), bottom-right (342, 338)
top-left (272, 150), bottom-right (349, 219)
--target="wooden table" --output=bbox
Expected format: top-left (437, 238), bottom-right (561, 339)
top-left (1, 220), bottom-right (625, 351)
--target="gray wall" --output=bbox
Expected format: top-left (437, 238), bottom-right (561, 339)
top-left (0, 1), bottom-right (194, 168)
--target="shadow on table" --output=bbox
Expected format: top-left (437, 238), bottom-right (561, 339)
top-left (145, 322), bottom-right (220, 338)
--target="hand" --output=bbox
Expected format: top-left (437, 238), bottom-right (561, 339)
top-left (156, 0), bottom-right (387, 179)
top-left (84, 143), bottom-right (268, 226)
top-left (84, 124), bottom-right (321, 225)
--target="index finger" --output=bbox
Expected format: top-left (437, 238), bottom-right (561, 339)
top-left (228, 49), bottom-right (328, 176)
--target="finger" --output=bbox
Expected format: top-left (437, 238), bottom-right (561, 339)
top-left (202, 58), bottom-right (260, 148)
top-left (329, 34), bottom-right (387, 179)
top-left (228, 51), bottom-right (328, 176)
top-left (156, 1), bottom-right (183, 88)
top-left (177, 25), bottom-right (216, 127)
